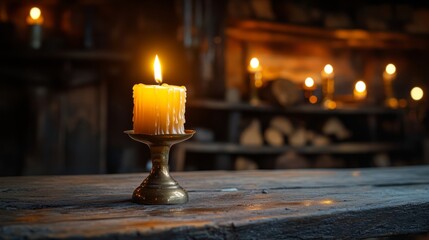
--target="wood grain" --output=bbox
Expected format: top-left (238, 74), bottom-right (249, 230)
top-left (1, 166), bottom-right (429, 239)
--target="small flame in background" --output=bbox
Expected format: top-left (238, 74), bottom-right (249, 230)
top-left (250, 57), bottom-right (260, 69)
top-left (385, 63), bottom-right (396, 75)
top-left (355, 80), bottom-right (366, 93)
top-left (27, 7), bottom-right (44, 25)
top-left (304, 77), bottom-right (315, 88)
top-left (324, 64), bottom-right (333, 75)
top-left (411, 87), bottom-right (424, 101)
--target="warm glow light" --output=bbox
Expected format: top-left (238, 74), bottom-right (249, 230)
top-left (324, 64), bottom-right (333, 75)
top-left (320, 199), bottom-right (334, 205)
top-left (154, 55), bottom-right (162, 84)
top-left (304, 77), bottom-right (315, 88)
top-left (29, 7), bottom-right (41, 20)
top-left (355, 80), bottom-right (366, 93)
top-left (399, 99), bottom-right (407, 108)
top-left (27, 7), bottom-right (43, 25)
top-left (385, 63), bottom-right (396, 75)
top-left (324, 99), bottom-right (336, 109)
top-left (309, 95), bottom-right (318, 104)
top-left (411, 87), bottom-right (424, 101)
top-left (250, 58), bottom-right (260, 69)
top-left (255, 72), bottom-right (263, 88)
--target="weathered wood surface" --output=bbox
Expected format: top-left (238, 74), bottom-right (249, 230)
top-left (1, 166), bottom-right (429, 239)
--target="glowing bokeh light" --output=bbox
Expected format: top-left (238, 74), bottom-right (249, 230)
top-left (355, 80), bottom-right (366, 93)
top-left (304, 77), bottom-right (315, 88)
top-left (250, 58), bottom-right (260, 69)
top-left (410, 87), bottom-right (424, 101)
top-left (29, 7), bottom-right (41, 20)
top-left (385, 63), bottom-right (396, 75)
top-left (324, 64), bottom-right (333, 74)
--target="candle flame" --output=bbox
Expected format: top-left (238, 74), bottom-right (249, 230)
top-left (30, 7), bottom-right (41, 20)
top-left (154, 55), bottom-right (162, 84)
top-left (324, 64), bottom-right (333, 74)
top-left (386, 63), bottom-right (396, 75)
top-left (304, 77), bottom-right (315, 88)
top-left (27, 7), bottom-right (43, 24)
top-left (250, 57), bottom-right (260, 69)
top-left (355, 80), bottom-right (366, 93)
top-left (411, 86), bottom-right (423, 101)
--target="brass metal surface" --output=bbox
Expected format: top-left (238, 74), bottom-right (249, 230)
top-left (124, 130), bottom-right (195, 205)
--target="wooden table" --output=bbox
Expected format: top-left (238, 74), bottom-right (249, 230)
top-left (1, 166), bottom-right (429, 239)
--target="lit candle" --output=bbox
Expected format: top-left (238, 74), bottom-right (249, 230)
top-left (303, 77), bottom-right (317, 103)
top-left (353, 80), bottom-right (367, 100)
top-left (322, 64), bottom-right (334, 79)
top-left (303, 77), bottom-right (315, 90)
top-left (384, 63), bottom-right (396, 81)
top-left (321, 64), bottom-right (336, 109)
top-left (26, 7), bottom-right (43, 49)
top-left (133, 55), bottom-right (186, 135)
top-left (383, 63), bottom-right (397, 108)
top-left (248, 57), bottom-right (262, 104)
top-left (322, 64), bottom-right (334, 95)
top-left (248, 58), bottom-right (261, 73)
top-left (410, 86), bottom-right (425, 121)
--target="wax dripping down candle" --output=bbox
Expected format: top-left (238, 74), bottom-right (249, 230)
top-left (133, 55), bottom-right (186, 135)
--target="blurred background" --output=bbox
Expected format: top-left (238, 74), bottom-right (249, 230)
top-left (0, 0), bottom-right (428, 176)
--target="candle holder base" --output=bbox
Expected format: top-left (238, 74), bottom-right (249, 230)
top-left (124, 130), bottom-right (195, 205)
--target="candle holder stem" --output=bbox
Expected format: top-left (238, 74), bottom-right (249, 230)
top-left (124, 130), bottom-right (195, 205)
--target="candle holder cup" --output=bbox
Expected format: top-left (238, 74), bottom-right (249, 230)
top-left (124, 130), bottom-right (195, 205)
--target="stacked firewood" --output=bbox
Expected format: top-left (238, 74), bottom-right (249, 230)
top-left (236, 116), bottom-right (352, 170)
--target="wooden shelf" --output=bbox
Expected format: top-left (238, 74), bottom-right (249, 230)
top-left (226, 20), bottom-right (429, 49)
top-left (177, 142), bottom-right (408, 155)
top-left (180, 99), bottom-right (411, 170)
top-left (188, 99), bottom-right (403, 115)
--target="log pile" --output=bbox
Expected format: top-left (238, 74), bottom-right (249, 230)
top-left (236, 116), bottom-right (352, 169)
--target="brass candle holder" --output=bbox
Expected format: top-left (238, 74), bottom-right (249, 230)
top-left (124, 129), bottom-right (195, 205)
